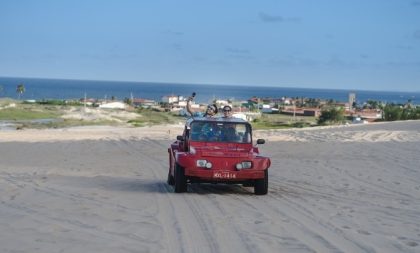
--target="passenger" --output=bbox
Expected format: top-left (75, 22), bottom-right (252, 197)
top-left (203, 104), bottom-right (218, 117)
top-left (187, 95), bottom-right (218, 118)
top-left (222, 105), bottom-right (233, 118)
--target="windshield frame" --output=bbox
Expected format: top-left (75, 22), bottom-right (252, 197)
top-left (189, 120), bottom-right (252, 144)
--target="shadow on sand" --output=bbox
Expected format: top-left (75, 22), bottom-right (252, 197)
top-left (48, 174), bottom-right (260, 195)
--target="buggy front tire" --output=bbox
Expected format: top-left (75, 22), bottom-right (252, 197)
top-left (174, 164), bottom-right (187, 193)
top-left (254, 170), bottom-right (268, 195)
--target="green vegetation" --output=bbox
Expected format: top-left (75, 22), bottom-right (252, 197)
top-left (0, 105), bottom-right (62, 120)
top-left (34, 99), bottom-right (83, 106)
top-left (383, 104), bottom-right (420, 121)
top-left (251, 113), bottom-right (316, 130)
top-left (1, 98), bottom-right (419, 130)
top-left (128, 108), bottom-right (183, 127)
top-left (21, 118), bottom-right (120, 129)
top-left (317, 106), bottom-right (346, 125)
top-left (1, 101), bottom-right (185, 129)
top-left (364, 100), bottom-right (384, 110)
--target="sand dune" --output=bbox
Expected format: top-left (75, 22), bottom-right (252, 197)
top-left (1, 121), bottom-right (420, 252)
top-left (255, 120), bottom-right (420, 143)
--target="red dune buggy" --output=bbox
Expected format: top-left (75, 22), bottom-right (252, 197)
top-left (167, 117), bottom-right (271, 195)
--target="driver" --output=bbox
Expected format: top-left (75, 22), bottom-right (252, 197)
top-left (221, 124), bottom-right (238, 142)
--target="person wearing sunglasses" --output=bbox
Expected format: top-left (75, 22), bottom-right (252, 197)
top-left (187, 95), bottom-right (218, 118)
top-left (203, 104), bottom-right (218, 117)
top-left (222, 105), bottom-right (233, 118)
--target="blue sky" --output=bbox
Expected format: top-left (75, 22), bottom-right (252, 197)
top-left (1, 0), bottom-right (419, 91)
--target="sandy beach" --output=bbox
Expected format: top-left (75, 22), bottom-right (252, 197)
top-left (1, 121), bottom-right (420, 253)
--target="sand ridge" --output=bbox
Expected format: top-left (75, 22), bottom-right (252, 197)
top-left (2, 120), bottom-right (420, 143)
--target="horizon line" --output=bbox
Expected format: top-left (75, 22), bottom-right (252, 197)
top-left (1, 75), bottom-right (419, 94)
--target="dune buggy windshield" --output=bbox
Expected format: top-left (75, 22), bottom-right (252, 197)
top-left (189, 121), bottom-right (252, 143)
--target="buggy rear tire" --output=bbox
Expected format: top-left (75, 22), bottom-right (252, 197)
top-left (174, 164), bottom-right (187, 193)
top-left (254, 170), bottom-right (268, 195)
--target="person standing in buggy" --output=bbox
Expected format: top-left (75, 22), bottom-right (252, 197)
top-left (186, 92), bottom-right (218, 118)
top-left (222, 105), bottom-right (233, 118)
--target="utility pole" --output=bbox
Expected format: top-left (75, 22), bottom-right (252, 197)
top-left (84, 92), bottom-right (87, 112)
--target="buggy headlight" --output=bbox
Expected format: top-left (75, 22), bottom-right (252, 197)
top-left (236, 161), bottom-right (252, 170)
top-left (196, 160), bottom-right (212, 169)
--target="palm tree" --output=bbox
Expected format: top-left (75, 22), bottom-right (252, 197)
top-left (16, 83), bottom-right (25, 99)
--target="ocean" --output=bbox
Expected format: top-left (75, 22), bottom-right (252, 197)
top-left (0, 76), bottom-right (419, 105)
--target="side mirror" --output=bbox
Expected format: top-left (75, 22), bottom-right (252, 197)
top-left (177, 135), bottom-right (184, 141)
top-left (256, 139), bottom-right (265, 145)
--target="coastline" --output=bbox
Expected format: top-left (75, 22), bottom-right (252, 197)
top-left (1, 76), bottom-right (419, 104)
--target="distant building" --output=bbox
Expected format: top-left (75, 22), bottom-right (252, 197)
top-left (79, 98), bottom-right (97, 106)
top-left (261, 104), bottom-right (279, 113)
top-left (161, 95), bottom-right (184, 104)
top-left (132, 98), bottom-right (156, 107)
top-left (303, 109), bottom-right (321, 117)
top-left (213, 99), bottom-right (233, 111)
top-left (99, 101), bottom-right (126, 109)
top-left (248, 97), bottom-right (259, 104)
top-left (232, 113), bottom-right (247, 121)
top-left (214, 99), bottom-right (230, 106)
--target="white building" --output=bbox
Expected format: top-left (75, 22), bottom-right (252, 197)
top-left (162, 95), bottom-right (184, 104)
top-left (261, 107), bottom-right (279, 113)
top-left (99, 101), bottom-right (127, 109)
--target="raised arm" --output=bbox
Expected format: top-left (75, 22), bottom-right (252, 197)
top-left (186, 92), bottom-right (196, 117)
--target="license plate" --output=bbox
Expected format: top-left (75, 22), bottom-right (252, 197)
top-left (213, 171), bottom-right (237, 179)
